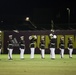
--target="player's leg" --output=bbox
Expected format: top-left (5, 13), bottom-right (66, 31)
top-left (60, 49), bottom-right (62, 58)
top-left (20, 48), bottom-right (22, 59)
top-left (50, 48), bottom-right (51, 58)
top-left (52, 48), bottom-right (55, 59)
top-left (21, 49), bottom-right (24, 59)
top-left (30, 48), bottom-right (35, 59)
top-left (41, 49), bottom-right (45, 58)
top-left (10, 49), bottom-right (13, 59)
top-left (0, 49), bottom-right (1, 54)
top-left (51, 48), bottom-right (53, 59)
top-left (7, 48), bottom-right (10, 60)
top-left (21, 49), bottom-right (23, 59)
top-left (22, 49), bottom-right (25, 59)
top-left (69, 49), bottom-right (73, 58)
top-left (51, 48), bottom-right (55, 59)
top-left (62, 49), bottom-right (64, 58)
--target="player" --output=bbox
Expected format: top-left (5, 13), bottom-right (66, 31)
top-left (7, 35), bottom-right (13, 60)
top-left (49, 30), bottom-right (57, 59)
top-left (59, 37), bottom-right (65, 58)
top-left (29, 35), bottom-right (37, 59)
top-left (68, 37), bottom-right (73, 58)
top-left (40, 36), bottom-right (45, 59)
top-left (19, 36), bottom-right (25, 60)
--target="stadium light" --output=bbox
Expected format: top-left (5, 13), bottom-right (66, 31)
top-left (13, 30), bottom-right (19, 33)
top-left (25, 17), bottom-right (37, 29)
top-left (0, 31), bottom-right (2, 33)
top-left (25, 17), bottom-right (30, 21)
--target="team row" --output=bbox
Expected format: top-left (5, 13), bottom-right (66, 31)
top-left (5, 32), bottom-right (73, 60)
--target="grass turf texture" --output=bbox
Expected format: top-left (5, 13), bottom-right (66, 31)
top-left (0, 54), bottom-right (76, 75)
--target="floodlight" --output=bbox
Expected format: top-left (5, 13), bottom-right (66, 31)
top-left (13, 30), bottom-right (19, 33)
top-left (67, 8), bottom-right (70, 11)
top-left (0, 31), bottom-right (2, 33)
top-left (25, 17), bottom-right (29, 21)
top-left (25, 17), bottom-right (37, 29)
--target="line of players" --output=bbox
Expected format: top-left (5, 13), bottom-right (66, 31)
top-left (39, 33), bottom-right (73, 59)
top-left (0, 32), bottom-right (73, 60)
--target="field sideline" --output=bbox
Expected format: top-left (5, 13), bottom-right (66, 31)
top-left (0, 54), bottom-right (76, 75)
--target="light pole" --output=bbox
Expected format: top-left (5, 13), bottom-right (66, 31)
top-left (67, 8), bottom-right (70, 28)
top-left (25, 17), bottom-right (37, 29)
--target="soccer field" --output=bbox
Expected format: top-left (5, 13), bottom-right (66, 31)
top-left (0, 54), bottom-right (76, 75)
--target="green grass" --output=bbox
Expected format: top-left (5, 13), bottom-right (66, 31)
top-left (0, 54), bottom-right (76, 75)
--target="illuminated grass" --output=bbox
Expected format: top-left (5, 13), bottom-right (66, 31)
top-left (0, 54), bottom-right (76, 75)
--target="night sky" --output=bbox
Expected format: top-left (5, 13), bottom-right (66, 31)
top-left (0, 0), bottom-right (76, 30)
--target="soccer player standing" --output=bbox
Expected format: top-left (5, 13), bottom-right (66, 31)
top-left (49, 30), bottom-right (57, 59)
top-left (59, 37), bottom-right (65, 58)
top-left (29, 35), bottom-right (37, 59)
top-left (68, 37), bottom-right (73, 58)
top-left (7, 35), bottom-right (13, 60)
top-left (19, 36), bottom-right (25, 60)
top-left (40, 36), bottom-right (45, 59)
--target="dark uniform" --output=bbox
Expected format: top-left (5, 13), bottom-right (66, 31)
top-left (7, 35), bottom-right (13, 60)
top-left (40, 36), bottom-right (45, 59)
top-left (59, 38), bottom-right (64, 58)
top-left (29, 35), bottom-right (37, 59)
top-left (7, 40), bottom-right (13, 49)
top-left (40, 40), bottom-right (45, 49)
top-left (19, 40), bottom-right (25, 49)
top-left (19, 38), bottom-right (25, 59)
top-left (49, 34), bottom-right (57, 59)
top-left (49, 38), bottom-right (56, 48)
top-left (30, 37), bottom-right (36, 48)
top-left (68, 37), bottom-right (73, 58)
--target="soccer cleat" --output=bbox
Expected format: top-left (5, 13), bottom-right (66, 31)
top-left (51, 58), bottom-right (55, 60)
top-left (21, 58), bottom-right (24, 60)
top-left (69, 57), bottom-right (72, 58)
